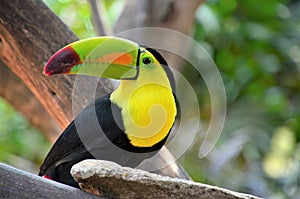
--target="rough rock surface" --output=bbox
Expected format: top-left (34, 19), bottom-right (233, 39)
top-left (71, 159), bottom-right (262, 199)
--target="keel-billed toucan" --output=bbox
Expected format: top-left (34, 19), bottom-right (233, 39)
top-left (39, 37), bottom-right (177, 188)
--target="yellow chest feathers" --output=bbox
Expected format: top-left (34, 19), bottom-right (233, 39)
top-left (110, 82), bottom-right (176, 147)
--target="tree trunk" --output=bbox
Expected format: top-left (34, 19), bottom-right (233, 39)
top-left (114, 0), bottom-right (203, 70)
top-left (0, 0), bottom-right (77, 129)
top-left (0, 60), bottom-right (60, 143)
top-left (0, 0), bottom-right (192, 179)
top-left (0, 163), bottom-right (102, 199)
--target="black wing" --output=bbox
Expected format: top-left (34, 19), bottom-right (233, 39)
top-left (38, 120), bottom-right (87, 176)
top-left (39, 94), bottom-right (127, 175)
top-left (39, 94), bottom-right (165, 178)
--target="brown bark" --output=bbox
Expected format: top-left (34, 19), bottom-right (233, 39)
top-left (114, 0), bottom-right (203, 70)
top-left (0, 0), bottom-right (203, 141)
top-left (0, 163), bottom-right (102, 199)
top-left (0, 0), bottom-right (191, 179)
top-left (0, 60), bottom-right (60, 143)
top-left (1, 162), bottom-right (261, 199)
top-left (115, 0), bottom-right (202, 34)
top-left (0, 0), bottom-right (77, 129)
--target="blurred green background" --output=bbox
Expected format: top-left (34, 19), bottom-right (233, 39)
top-left (1, 0), bottom-right (299, 198)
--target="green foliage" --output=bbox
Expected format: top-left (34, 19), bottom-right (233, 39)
top-left (43, 0), bottom-right (124, 38)
top-left (1, 0), bottom-right (299, 198)
top-left (0, 99), bottom-right (50, 172)
top-left (179, 0), bottom-right (300, 198)
top-left (43, 0), bottom-right (96, 38)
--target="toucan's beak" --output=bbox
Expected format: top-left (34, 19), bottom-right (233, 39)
top-left (44, 37), bottom-right (139, 79)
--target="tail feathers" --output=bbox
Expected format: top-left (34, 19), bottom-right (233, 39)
top-left (42, 175), bottom-right (52, 180)
top-left (39, 164), bottom-right (80, 188)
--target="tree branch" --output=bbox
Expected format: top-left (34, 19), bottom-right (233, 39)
top-left (114, 0), bottom-right (204, 70)
top-left (87, 0), bottom-right (112, 36)
top-left (0, 1), bottom-right (261, 198)
top-left (0, 60), bottom-right (60, 143)
top-left (0, 0), bottom-right (190, 180)
top-left (0, 163), bottom-right (102, 199)
top-left (0, 0), bottom-right (77, 129)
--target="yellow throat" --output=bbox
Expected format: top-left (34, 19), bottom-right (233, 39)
top-left (110, 63), bottom-right (177, 147)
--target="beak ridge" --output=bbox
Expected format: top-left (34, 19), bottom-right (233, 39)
top-left (43, 37), bottom-right (139, 79)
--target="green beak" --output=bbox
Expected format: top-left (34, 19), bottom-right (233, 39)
top-left (44, 37), bottom-right (139, 79)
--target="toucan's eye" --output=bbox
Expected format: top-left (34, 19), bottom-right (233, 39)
top-left (142, 57), bottom-right (152, 65)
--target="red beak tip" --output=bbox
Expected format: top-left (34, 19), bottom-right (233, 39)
top-left (43, 68), bottom-right (51, 76)
top-left (43, 46), bottom-right (80, 76)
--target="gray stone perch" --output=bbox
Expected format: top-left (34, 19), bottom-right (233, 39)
top-left (0, 163), bottom-right (101, 199)
top-left (71, 160), bottom-right (262, 199)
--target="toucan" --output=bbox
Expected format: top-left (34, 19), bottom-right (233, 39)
top-left (39, 36), bottom-right (177, 188)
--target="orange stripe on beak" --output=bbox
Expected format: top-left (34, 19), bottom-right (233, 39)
top-left (95, 53), bottom-right (133, 65)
